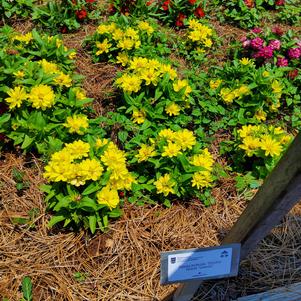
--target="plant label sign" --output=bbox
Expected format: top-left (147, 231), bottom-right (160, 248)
top-left (160, 243), bottom-right (241, 285)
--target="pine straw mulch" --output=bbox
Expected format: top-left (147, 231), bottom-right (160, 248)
top-left (1, 153), bottom-right (301, 301)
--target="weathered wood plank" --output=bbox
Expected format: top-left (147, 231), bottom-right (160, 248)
top-left (237, 282), bottom-right (301, 301)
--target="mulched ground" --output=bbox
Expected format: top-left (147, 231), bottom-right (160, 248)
top-left (1, 10), bottom-right (301, 301)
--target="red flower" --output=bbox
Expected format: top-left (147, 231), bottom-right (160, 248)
top-left (60, 25), bottom-right (68, 33)
top-left (244, 0), bottom-right (254, 8)
top-left (162, 0), bottom-right (170, 10)
top-left (288, 69), bottom-right (299, 79)
top-left (86, 0), bottom-right (95, 3)
top-left (146, 0), bottom-right (154, 5)
top-left (175, 13), bottom-right (186, 27)
top-left (275, 0), bottom-right (285, 5)
top-left (75, 8), bottom-right (87, 21)
top-left (189, 0), bottom-right (197, 4)
top-left (194, 6), bottom-right (205, 18)
top-left (119, 191), bottom-right (125, 198)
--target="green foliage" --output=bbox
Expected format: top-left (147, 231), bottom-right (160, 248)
top-left (21, 276), bottom-right (33, 301)
top-left (0, 0), bottom-right (34, 21)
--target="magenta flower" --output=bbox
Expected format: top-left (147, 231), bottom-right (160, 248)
top-left (287, 48), bottom-right (301, 59)
top-left (252, 27), bottom-right (263, 34)
top-left (250, 37), bottom-right (264, 50)
top-left (269, 40), bottom-right (281, 50)
top-left (275, 0), bottom-right (285, 5)
top-left (255, 46), bottom-right (274, 59)
top-left (276, 57), bottom-right (288, 67)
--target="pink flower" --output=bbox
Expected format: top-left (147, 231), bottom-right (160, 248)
top-left (287, 48), bottom-right (301, 59)
top-left (275, 0), bottom-right (285, 5)
top-left (250, 37), bottom-right (264, 50)
top-left (269, 40), bottom-right (281, 50)
top-left (241, 37), bottom-right (251, 48)
top-left (254, 46), bottom-right (274, 59)
top-left (252, 27), bottom-right (263, 34)
top-left (276, 57), bottom-right (288, 67)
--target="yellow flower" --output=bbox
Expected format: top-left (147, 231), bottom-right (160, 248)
top-left (132, 109), bottom-right (146, 124)
top-left (129, 57), bottom-right (149, 71)
top-left (116, 52), bottom-right (130, 66)
top-left (72, 87), bottom-right (87, 100)
top-left (78, 159), bottom-right (103, 181)
top-left (115, 74), bottom-right (142, 94)
top-left (238, 85), bottom-right (250, 96)
top-left (154, 174), bottom-right (175, 196)
top-left (138, 21), bottom-right (154, 35)
top-left (5, 86), bottom-right (27, 109)
top-left (140, 68), bottom-right (160, 86)
top-left (162, 143), bottom-right (182, 157)
top-left (254, 109), bottom-right (267, 121)
top-left (54, 72), bottom-right (72, 87)
top-left (262, 71), bottom-right (270, 77)
top-left (44, 161), bottom-right (75, 183)
top-left (204, 38), bottom-right (212, 48)
top-left (158, 129), bottom-right (175, 141)
top-left (240, 57), bottom-right (254, 66)
top-left (13, 70), bottom-right (25, 78)
top-left (160, 64), bottom-right (177, 81)
top-left (173, 79), bottom-right (192, 98)
top-left (39, 59), bottom-right (59, 74)
top-left (117, 38), bottom-right (135, 50)
top-left (28, 85), bottom-right (55, 110)
top-left (238, 124), bottom-right (258, 138)
top-left (239, 136), bottom-right (261, 157)
top-left (65, 140), bottom-right (90, 159)
top-left (97, 186), bottom-right (120, 210)
top-left (190, 148), bottom-right (214, 171)
top-left (135, 144), bottom-right (156, 162)
top-left (50, 149), bottom-right (73, 163)
top-left (220, 88), bottom-right (235, 104)
top-left (64, 115), bottom-right (89, 135)
top-left (271, 80), bottom-right (282, 94)
top-left (101, 143), bottom-right (127, 169)
top-left (165, 103), bottom-right (181, 116)
top-left (260, 135), bottom-right (282, 157)
top-left (191, 171), bottom-right (213, 189)
top-left (14, 32), bottom-right (33, 44)
top-left (96, 39), bottom-right (112, 55)
top-left (209, 79), bottom-right (222, 90)
top-left (174, 129), bottom-right (196, 151)
top-left (112, 28), bottom-right (124, 41)
top-left (97, 24), bottom-right (109, 34)
top-left (68, 51), bottom-right (77, 60)
top-left (96, 138), bottom-right (109, 148)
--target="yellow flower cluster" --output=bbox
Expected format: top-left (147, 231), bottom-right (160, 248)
top-left (38, 59), bottom-right (72, 87)
top-left (96, 22), bottom-right (143, 54)
top-left (238, 124), bottom-right (292, 158)
top-left (188, 19), bottom-right (214, 52)
top-left (13, 32), bottom-right (33, 44)
top-left (220, 85), bottom-right (250, 104)
top-left (115, 57), bottom-right (178, 94)
top-left (190, 148), bottom-right (214, 189)
top-left (64, 115), bottom-right (89, 135)
top-left (44, 140), bottom-right (135, 209)
top-left (100, 142), bottom-right (136, 190)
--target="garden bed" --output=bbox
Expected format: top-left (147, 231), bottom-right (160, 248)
top-left (1, 0), bottom-right (301, 300)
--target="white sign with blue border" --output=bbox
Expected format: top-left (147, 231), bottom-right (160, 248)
top-left (160, 243), bottom-right (241, 285)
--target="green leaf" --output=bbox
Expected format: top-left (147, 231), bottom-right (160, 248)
top-left (88, 215), bottom-right (97, 234)
top-left (82, 182), bottom-right (101, 196)
top-left (48, 215), bottom-right (66, 227)
top-left (21, 135), bottom-right (34, 149)
top-left (78, 197), bottom-right (98, 212)
top-left (22, 276), bottom-right (32, 301)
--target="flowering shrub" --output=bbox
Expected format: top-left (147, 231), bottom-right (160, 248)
top-left (214, 0), bottom-right (287, 29)
top-left (238, 28), bottom-right (301, 71)
top-left (86, 17), bottom-right (173, 63)
top-left (41, 139), bottom-right (135, 233)
top-left (110, 0), bottom-right (207, 27)
top-left (0, 27), bottom-right (102, 155)
top-left (32, 0), bottom-right (99, 33)
top-left (126, 127), bottom-right (216, 206)
top-left (205, 59), bottom-right (299, 127)
top-left (233, 124), bottom-right (292, 178)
